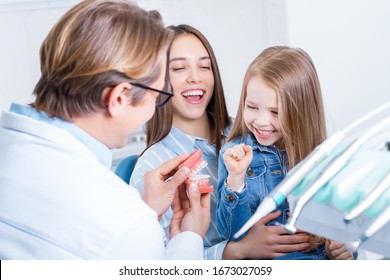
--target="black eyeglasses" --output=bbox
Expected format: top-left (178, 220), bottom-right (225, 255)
top-left (130, 80), bottom-right (174, 107)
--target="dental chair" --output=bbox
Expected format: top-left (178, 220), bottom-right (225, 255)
top-left (114, 154), bottom-right (139, 184)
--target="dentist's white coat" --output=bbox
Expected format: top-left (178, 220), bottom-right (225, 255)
top-left (0, 109), bottom-right (203, 259)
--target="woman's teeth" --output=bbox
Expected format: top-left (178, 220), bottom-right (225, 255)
top-left (182, 90), bottom-right (203, 97)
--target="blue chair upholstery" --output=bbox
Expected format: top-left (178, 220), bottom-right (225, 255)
top-left (114, 154), bottom-right (139, 184)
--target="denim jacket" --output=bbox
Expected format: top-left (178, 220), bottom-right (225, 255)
top-left (216, 133), bottom-right (289, 241)
top-left (216, 133), bottom-right (341, 260)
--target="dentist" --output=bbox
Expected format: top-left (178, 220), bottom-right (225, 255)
top-left (0, 0), bottom-right (210, 259)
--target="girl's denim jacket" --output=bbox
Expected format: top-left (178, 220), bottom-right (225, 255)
top-left (216, 133), bottom-right (342, 260)
top-left (216, 133), bottom-right (289, 241)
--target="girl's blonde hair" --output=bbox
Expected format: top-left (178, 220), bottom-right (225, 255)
top-left (32, 0), bottom-right (173, 120)
top-left (228, 46), bottom-right (326, 169)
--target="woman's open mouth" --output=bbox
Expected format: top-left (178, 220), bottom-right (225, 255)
top-left (182, 90), bottom-right (205, 104)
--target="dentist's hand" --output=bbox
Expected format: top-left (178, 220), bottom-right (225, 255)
top-left (170, 182), bottom-right (211, 239)
top-left (142, 153), bottom-right (190, 219)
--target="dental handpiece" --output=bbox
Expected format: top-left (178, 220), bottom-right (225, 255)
top-left (348, 205), bottom-right (390, 251)
top-left (344, 172), bottom-right (390, 222)
top-left (284, 116), bottom-right (390, 234)
top-left (233, 131), bottom-right (345, 239)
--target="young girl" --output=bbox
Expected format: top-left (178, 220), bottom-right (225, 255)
top-left (216, 46), bottom-right (356, 260)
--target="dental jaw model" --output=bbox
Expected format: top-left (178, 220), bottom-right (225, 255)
top-left (179, 149), bottom-right (213, 194)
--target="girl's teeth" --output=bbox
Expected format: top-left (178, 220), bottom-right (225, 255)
top-left (258, 129), bottom-right (273, 135)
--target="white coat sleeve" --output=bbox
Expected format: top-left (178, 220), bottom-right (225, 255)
top-left (165, 231), bottom-right (204, 260)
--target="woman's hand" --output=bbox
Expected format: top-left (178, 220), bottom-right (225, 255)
top-left (222, 211), bottom-right (314, 259)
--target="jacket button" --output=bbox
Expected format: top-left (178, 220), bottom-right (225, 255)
top-left (247, 167), bottom-right (254, 176)
top-left (227, 195), bottom-right (236, 202)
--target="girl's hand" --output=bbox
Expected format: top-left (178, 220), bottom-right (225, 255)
top-left (325, 239), bottom-right (355, 260)
top-left (223, 144), bottom-right (253, 191)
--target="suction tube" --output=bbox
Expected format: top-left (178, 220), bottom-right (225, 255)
top-left (344, 172), bottom-right (390, 222)
top-left (347, 205), bottom-right (390, 251)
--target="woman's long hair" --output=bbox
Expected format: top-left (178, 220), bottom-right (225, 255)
top-left (145, 24), bottom-right (231, 156)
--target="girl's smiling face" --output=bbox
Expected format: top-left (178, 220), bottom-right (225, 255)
top-left (243, 76), bottom-right (283, 146)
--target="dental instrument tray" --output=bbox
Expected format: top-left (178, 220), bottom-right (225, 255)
top-left (287, 146), bottom-right (390, 256)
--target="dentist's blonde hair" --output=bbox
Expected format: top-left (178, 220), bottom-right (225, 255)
top-left (32, 0), bottom-right (173, 120)
top-left (228, 46), bottom-right (326, 169)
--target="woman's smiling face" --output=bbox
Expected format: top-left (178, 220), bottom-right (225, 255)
top-left (168, 34), bottom-right (214, 121)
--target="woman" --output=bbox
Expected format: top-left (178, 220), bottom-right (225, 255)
top-left (130, 24), bottom-right (230, 259)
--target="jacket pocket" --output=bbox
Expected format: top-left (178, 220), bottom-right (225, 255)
top-left (245, 161), bottom-right (267, 212)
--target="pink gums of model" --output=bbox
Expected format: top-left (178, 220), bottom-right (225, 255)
top-left (179, 149), bottom-right (213, 194)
